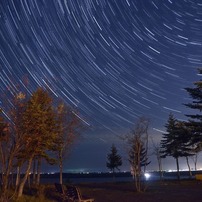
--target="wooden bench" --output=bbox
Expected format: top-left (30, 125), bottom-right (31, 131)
top-left (65, 184), bottom-right (94, 202)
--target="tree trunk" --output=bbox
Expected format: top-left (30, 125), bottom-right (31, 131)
top-left (112, 168), bottom-right (115, 181)
top-left (17, 156), bottom-right (33, 198)
top-left (32, 158), bottom-right (36, 185)
top-left (136, 169), bottom-right (141, 192)
top-left (143, 130), bottom-right (149, 173)
top-left (185, 156), bottom-right (192, 177)
top-left (134, 170), bottom-right (139, 192)
top-left (136, 142), bottom-right (142, 192)
top-left (2, 150), bottom-right (15, 194)
top-left (28, 173), bottom-right (31, 189)
top-left (1, 175), bottom-right (8, 200)
top-left (194, 154), bottom-right (198, 171)
top-left (59, 151), bottom-right (63, 184)
top-left (59, 164), bottom-right (63, 184)
top-left (176, 157), bottom-right (180, 181)
top-left (36, 157), bottom-right (41, 186)
top-left (15, 166), bottom-right (21, 188)
top-left (157, 157), bottom-right (163, 180)
top-left (195, 162), bottom-right (197, 171)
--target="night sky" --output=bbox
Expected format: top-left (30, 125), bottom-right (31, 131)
top-left (0, 0), bottom-right (202, 172)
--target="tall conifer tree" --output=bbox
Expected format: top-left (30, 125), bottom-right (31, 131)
top-left (160, 114), bottom-right (184, 180)
top-left (184, 68), bottom-right (202, 147)
top-left (106, 144), bottom-right (122, 178)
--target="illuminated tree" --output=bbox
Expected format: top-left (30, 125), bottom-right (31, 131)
top-left (0, 87), bottom-right (84, 199)
top-left (0, 110), bottom-right (10, 200)
top-left (0, 92), bottom-right (27, 200)
top-left (106, 144), bottom-right (122, 178)
top-left (123, 117), bottom-right (150, 192)
top-left (17, 88), bottom-right (57, 197)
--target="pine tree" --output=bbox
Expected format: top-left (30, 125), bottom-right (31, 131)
top-left (106, 144), bottom-right (122, 178)
top-left (161, 114), bottom-right (191, 180)
top-left (175, 121), bottom-right (194, 177)
top-left (184, 68), bottom-right (202, 147)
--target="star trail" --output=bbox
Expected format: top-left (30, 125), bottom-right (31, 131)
top-left (0, 0), bottom-right (202, 171)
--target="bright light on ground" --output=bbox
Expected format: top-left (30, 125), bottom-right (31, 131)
top-left (144, 173), bottom-right (150, 179)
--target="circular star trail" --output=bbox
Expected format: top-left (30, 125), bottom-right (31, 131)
top-left (0, 0), bottom-right (202, 163)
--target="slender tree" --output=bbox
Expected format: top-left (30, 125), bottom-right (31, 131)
top-left (128, 136), bottom-right (150, 191)
top-left (54, 103), bottom-right (83, 184)
top-left (0, 92), bottom-right (27, 200)
top-left (106, 144), bottom-right (122, 179)
top-left (0, 110), bottom-right (10, 200)
top-left (152, 141), bottom-right (163, 180)
top-left (191, 153), bottom-right (199, 171)
top-left (123, 117), bottom-right (150, 192)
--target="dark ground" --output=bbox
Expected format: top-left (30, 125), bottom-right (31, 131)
top-left (47, 179), bottom-right (202, 202)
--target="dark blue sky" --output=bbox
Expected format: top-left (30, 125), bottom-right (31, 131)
top-left (0, 0), bottom-right (202, 172)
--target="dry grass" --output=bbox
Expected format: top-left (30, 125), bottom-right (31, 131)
top-left (76, 180), bottom-right (202, 202)
top-left (4, 180), bottom-right (202, 202)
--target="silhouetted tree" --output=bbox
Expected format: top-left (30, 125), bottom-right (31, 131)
top-left (175, 121), bottom-right (194, 177)
top-left (151, 140), bottom-right (163, 180)
top-left (106, 144), bottom-right (122, 178)
top-left (184, 68), bottom-right (202, 151)
top-left (161, 114), bottom-right (182, 180)
top-left (160, 114), bottom-right (194, 180)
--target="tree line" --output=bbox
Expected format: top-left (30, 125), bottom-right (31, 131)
top-left (0, 88), bottom-right (83, 200)
top-left (106, 68), bottom-right (202, 192)
top-left (106, 117), bottom-right (150, 192)
top-left (160, 68), bottom-right (202, 180)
